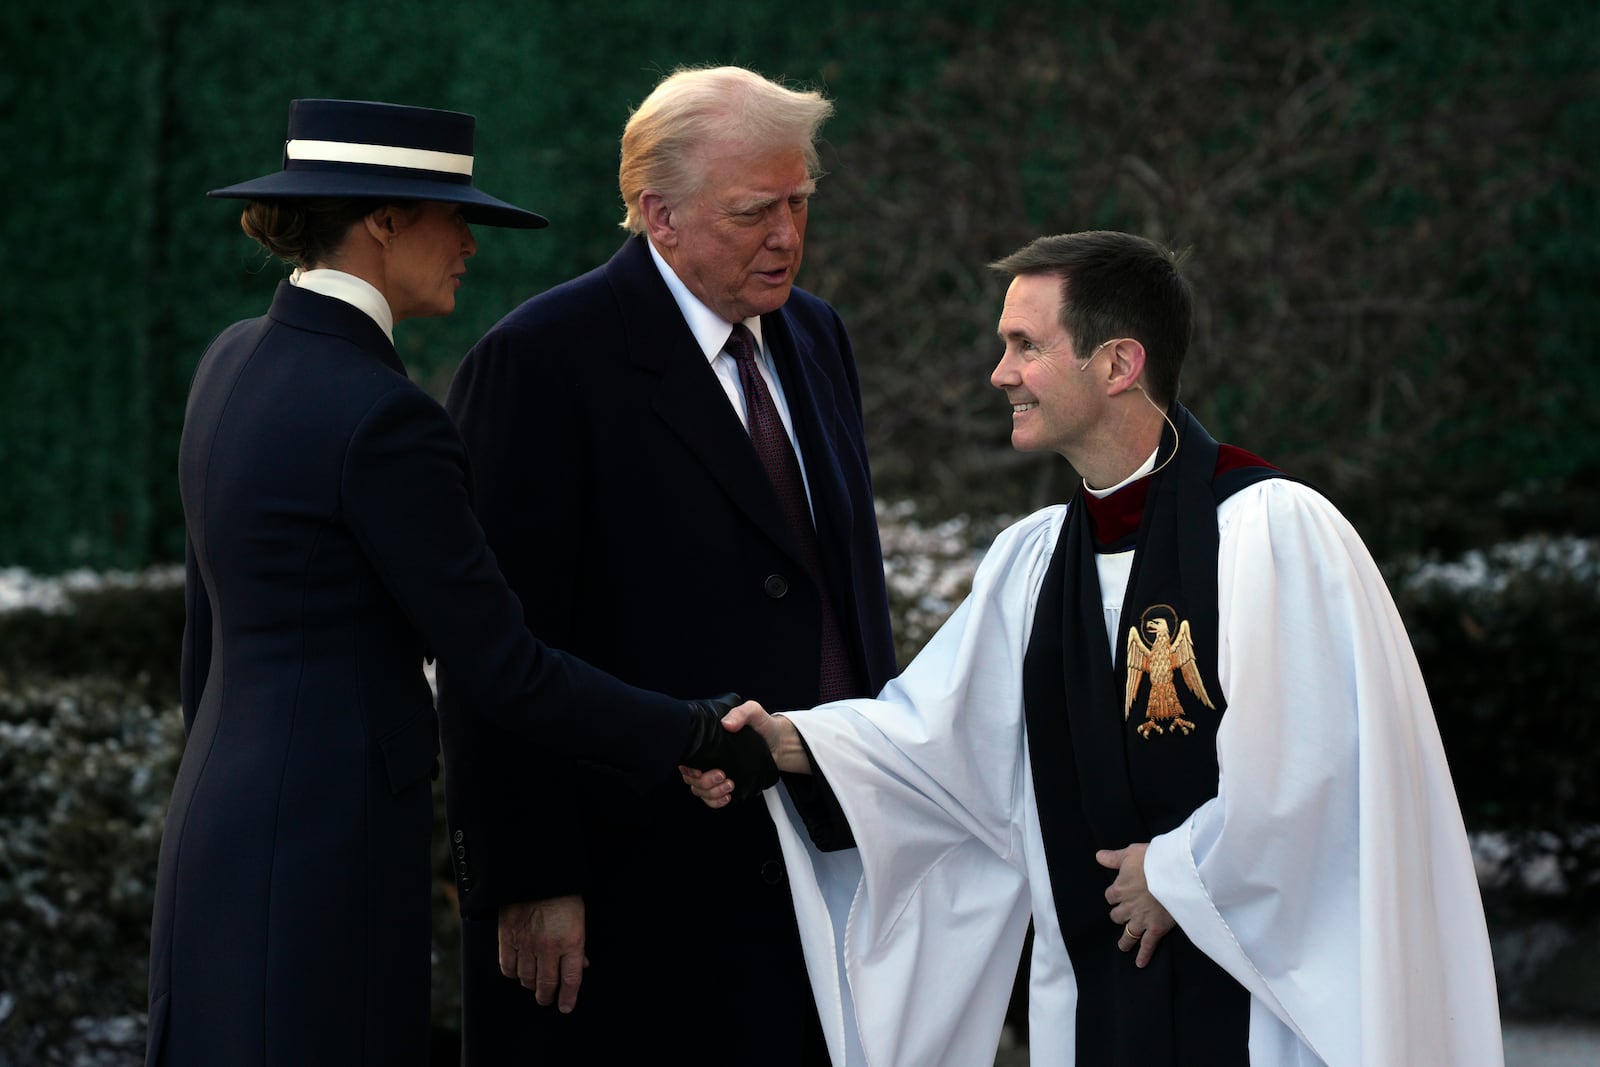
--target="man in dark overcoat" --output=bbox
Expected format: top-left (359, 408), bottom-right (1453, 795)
top-left (440, 66), bottom-right (896, 1064)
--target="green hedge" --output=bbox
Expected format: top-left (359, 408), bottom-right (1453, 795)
top-left (0, 674), bottom-right (179, 1064)
top-left (1395, 536), bottom-right (1600, 909)
top-left (2, 0), bottom-right (1596, 570)
top-left (0, 580), bottom-right (465, 1064)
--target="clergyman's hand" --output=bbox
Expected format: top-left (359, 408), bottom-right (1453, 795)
top-left (681, 701), bottom-right (812, 808)
top-left (498, 895), bottom-right (587, 1012)
top-left (1097, 844), bottom-right (1177, 968)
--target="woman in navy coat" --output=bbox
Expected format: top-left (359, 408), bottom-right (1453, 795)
top-left (145, 99), bottom-right (769, 1067)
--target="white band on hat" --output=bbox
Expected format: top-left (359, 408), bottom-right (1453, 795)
top-left (286, 139), bottom-right (475, 177)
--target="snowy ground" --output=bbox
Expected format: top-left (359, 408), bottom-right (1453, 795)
top-left (0, 564), bottom-right (183, 613)
top-left (1502, 1023), bottom-right (1600, 1066)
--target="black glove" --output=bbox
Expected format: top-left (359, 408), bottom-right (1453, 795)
top-left (680, 692), bottom-right (780, 803)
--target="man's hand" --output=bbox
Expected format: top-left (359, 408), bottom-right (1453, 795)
top-left (497, 895), bottom-right (587, 1012)
top-left (1096, 844), bottom-right (1177, 968)
top-left (681, 701), bottom-right (811, 808)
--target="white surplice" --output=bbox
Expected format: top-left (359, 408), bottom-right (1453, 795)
top-left (767, 479), bottom-right (1503, 1066)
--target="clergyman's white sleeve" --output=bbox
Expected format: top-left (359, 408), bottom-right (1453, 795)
top-left (1144, 480), bottom-right (1502, 1067)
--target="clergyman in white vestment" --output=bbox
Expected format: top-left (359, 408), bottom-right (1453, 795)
top-left (685, 232), bottom-right (1503, 1067)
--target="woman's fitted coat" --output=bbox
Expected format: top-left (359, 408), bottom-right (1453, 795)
top-left (145, 281), bottom-right (691, 1067)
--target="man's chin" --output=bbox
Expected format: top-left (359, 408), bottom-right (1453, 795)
top-left (747, 281), bottom-right (795, 315)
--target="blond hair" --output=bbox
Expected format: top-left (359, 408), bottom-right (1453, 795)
top-left (618, 66), bottom-right (834, 233)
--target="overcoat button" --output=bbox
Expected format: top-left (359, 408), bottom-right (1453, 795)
top-left (760, 860), bottom-right (786, 885)
top-left (453, 830), bottom-right (464, 844)
top-left (764, 575), bottom-right (788, 598)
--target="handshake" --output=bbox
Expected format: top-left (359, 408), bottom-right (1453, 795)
top-left (678, 694), bottom-right (808, 807)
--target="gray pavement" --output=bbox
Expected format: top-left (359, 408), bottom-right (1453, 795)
top-left (992, 1022), bottom-right (1600, 1064)
top-left (1503, 1021), bottom-right (1600, 1066)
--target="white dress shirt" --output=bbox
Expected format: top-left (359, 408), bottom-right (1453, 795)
top-left (646, 239), bottom-right (816, 510)
top-left (291, 268), bottom-right (396, 345)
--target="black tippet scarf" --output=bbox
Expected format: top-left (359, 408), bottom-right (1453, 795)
top-left (1022, 405), bottom-right (1282, 1065)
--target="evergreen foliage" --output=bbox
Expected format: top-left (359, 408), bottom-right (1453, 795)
top-left (0, 675), bottom-right (179, 1064)
top-left (1395, 536), bottom-right (1600, 909)
top-left (0, 582), bottom-right (183, 1062)
top-left (1, 0), bottom-right (1594, 569)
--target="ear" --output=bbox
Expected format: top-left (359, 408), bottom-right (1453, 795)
top-left (362, 205), bottom-right (406, 247)
top-left (639, 191), bottom-right (678, 248)
top-left (1104, 338), bottom-right (1148, 397)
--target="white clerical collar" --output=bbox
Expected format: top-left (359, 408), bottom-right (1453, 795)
top-left (646, 238), bottom-right (766, 360)
top-left (1086, 448), bottom-right (1159, 499)
top-left (291, 267), bottom-right (396, 345)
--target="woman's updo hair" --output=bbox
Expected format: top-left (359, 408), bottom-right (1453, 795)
top-left (240, 198), bottom-right (388, 269)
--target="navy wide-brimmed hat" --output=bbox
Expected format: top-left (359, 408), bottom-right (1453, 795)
top-left (208, 99), bottom-right (548, 229)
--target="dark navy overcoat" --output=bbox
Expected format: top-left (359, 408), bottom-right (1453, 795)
top-left (440, 236), bottom-right (898, 1062)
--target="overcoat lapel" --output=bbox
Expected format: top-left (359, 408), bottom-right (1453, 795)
top-left (603, 238), bottom-right (810, 570)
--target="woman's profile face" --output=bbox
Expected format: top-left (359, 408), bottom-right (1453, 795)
top-left (385, 201), bottom-right (477, 320)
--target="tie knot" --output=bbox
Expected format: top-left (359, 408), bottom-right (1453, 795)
top-left (725, 323), bottom-right (758, 366)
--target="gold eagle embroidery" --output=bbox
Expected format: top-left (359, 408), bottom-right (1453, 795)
top-left (1124, 606), bottom-right (1215, 739)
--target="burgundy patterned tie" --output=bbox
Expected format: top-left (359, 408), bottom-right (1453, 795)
top-left (725, 324), bottom-right (861, 702)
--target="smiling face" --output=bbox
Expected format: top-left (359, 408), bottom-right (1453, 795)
top-left (647, 144), bottom-right (813, 323)
top-left (990, 272), bottom-right (1103, 461)
top-left (384, 201), bottom-right (477, 321)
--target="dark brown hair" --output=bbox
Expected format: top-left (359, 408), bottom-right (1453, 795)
top-left (991, 231), bottom-right (1193, 407)
top-left (240, 197), bottom-right (405, 269)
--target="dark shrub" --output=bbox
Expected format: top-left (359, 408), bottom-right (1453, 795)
top-left (1393, 536), bottom-right (1600, 912)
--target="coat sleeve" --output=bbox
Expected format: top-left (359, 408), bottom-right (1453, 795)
top-left (1143, 480), bottom-right (1502, 1066)
top-left (440, 326), bottom-right (594, 910)
top-left (339, 383), bottom-right (692, 780)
